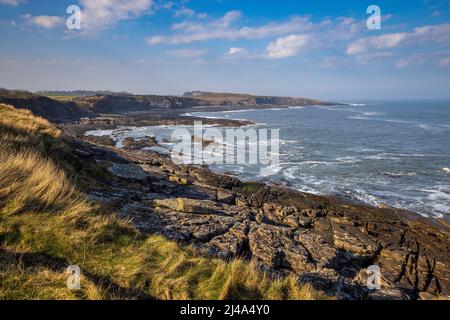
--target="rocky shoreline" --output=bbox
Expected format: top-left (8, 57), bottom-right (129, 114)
top-left (62, 114), bottom-right (254, 138)
top-left (64, 118), bottom-right (450, 300)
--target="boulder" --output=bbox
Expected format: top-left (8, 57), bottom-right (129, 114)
top-left (189, 220), bottom-right (235, 242)
top-left (189, 166), bottom-right (241, 189)
top-left (331, 221), bottom-right (381, 259)
top-left (107, 163), bottom-right (148, 180)
top-left (378, 248), bottom-right (411, 287)
top-left (154, 198), bottom-right (223, 215)
top-left (216, 189), bottom-right (236, 205)
top-left (248, 225), bottom-right (315, 273)
top-left (168, 175), bottom-right (190, 185)
top-left (367, 288), bottom-right (410, 300)
top-left (283, 215), bottom-right (312, 228)
top-left (297, 232), bottom-right (349, 269)
top-left (419, 292), bottom-right (449, 300)
top-left (122, 136), bottom-right (157, 150)
top-left (298, 269), bottom-right (341, 293)
top-left (84, 135), bottom-right (115, 146)
top-left (209, 222), bottom-right (250, 256)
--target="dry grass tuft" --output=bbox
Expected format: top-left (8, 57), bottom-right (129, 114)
top-left (0, 147), bottom-right (88, 215)
top-left (0, 103), bottom-right (61, 139)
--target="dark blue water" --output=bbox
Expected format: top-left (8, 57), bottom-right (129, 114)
top-left (193, 101), bottom-right (450, 219)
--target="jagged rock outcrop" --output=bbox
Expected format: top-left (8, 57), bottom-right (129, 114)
top-left (122, 137), bottom-right (157, 150)
top-left (84, 135), bottom-right (116, 146)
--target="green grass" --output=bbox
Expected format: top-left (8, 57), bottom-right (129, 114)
top-left (44, 95), bottom-right (77, 101)
top-left (0, 103), bottom-right (331, 300)
top-left (242, 183), bottom-right (265, 193)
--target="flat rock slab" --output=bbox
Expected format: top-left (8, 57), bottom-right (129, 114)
top-left (331, 221), bottom-right (381, 260)
top-left (248, 224), bottom-right (315, 273)
top-left (154, 198), bottom-right (224, 215)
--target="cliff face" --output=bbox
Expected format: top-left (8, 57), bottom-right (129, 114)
top-left (184, 91), bottom-right (336, 107)
top-left (0, 89), bottom-right (337, 119)
top-left (253, 96), bottom-right (327, 106)
top-left (0, 89), bottom-right (93, 121)
top-left (0, 89), bottom-right (206, 119)
top-left (75, 92), bottom-right (337, 114)
top-left (74, 94), bottom-right (207, 113)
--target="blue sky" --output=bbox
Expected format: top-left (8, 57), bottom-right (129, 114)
top-left (0, 0), bottom-right (449, 100)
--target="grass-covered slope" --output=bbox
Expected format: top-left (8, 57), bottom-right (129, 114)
top-left (0, 104), bottom-right (328, 300)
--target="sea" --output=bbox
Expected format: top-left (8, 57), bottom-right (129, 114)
top-left (86, 100), bottom-right (450, 219)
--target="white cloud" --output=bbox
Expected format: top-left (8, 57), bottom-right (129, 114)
top-left (347, 23), bottom-right (450, 55)
top-left (222, 47), bottom-right (262, 60)
top-left (226, 47), bottom-right (247, 56)
top-left (432, 10), bottom-right (441, 17)
top-left (439, 57), bottom-right (450, 66)
top-left (266, 34), bottom-right (309, 59)
top-left (413, 23), bottom-right (450, 44)
top-left (174, 8), bottom-right (195, 17)
top-left (394, 51), bottom-right (450, 68)
top-left (0, 19), bottom-right (16, 27)
top-left (197, 12), bottom-right (208, 20)
top-left (146, 12), bottom-right (312, 45)
top-left (80, 0), bottom-right (153, 31)
top-left (23, 14), bottom-right (64, 29)
top-left (395, 56), bottom-right (419, 68)
top-left (328, 17), bottom-right (364, 40)
top-left (166, 48), bottom-right (208, 58)
top-left (154, 1), bottom-right (174, 11)
top-left (354, 51), bottom-right (396, 64)
top-left (347, 33), bottom-right (407, 55)
top-left (213, 10), bottom-right (242, 28)
top-left (0, 0), bottom-right (25, 6)
top-left (317, 56), bottom-right (342, 69)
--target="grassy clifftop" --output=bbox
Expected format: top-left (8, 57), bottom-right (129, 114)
top-left (0, 103), bottom-right (328, 300)
top-left (183, 91), bottom-right (335, 106)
